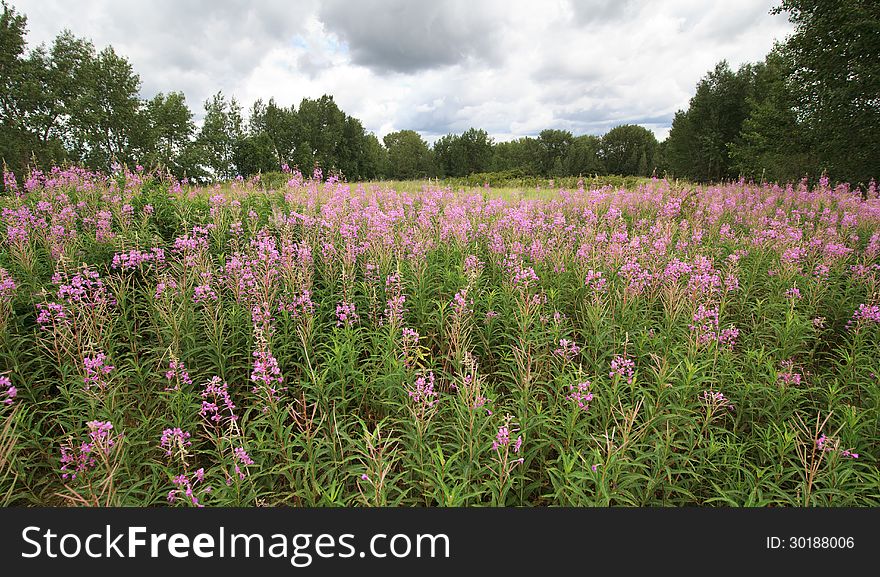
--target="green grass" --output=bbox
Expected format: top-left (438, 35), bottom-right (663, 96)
top-left (0, 172), bottom-right (877, 507)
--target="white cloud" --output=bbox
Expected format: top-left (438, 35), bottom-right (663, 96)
top-left (14, 0), bottom-right (793, 141)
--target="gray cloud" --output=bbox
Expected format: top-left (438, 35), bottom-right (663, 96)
top-left (568, 0), bottom-right (636, 24)
top-left (14, 0), bottom-right (793, 142)
top-left (17, 0), bottom-right (314, 112)
top-left (316, 0), bottom-right (505, 74)
top-left (695, 2), bottom-right (775, 42)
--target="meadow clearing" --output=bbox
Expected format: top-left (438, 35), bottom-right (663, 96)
top-left (0, 167), bottom-right (877, 506)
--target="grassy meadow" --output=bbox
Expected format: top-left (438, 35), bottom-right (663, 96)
top-left (0, 167), bottom-right (878, 506)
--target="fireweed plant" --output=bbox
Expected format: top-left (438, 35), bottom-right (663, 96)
top-left (0, 165), bottom-right (877, 506)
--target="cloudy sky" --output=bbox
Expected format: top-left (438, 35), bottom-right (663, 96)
top-left (14, 0), bottom-right (793, 142)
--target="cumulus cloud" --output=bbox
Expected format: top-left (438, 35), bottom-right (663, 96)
top-left (316, 0), bottom-right (507, 74)
top-left (567, 0), bottom-right (637, 24)
top-left (14, 0), bottom-right (793, 142)
top-left (17, 0), bottom-right (316, 112)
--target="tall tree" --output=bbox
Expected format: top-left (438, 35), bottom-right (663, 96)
top-left (70, 46), bottom-right (146, 171)
top-left (432, 133), bottom-right (458, 177)
top-left (456, 128), bottom-right (493, 175)
top-left (434, 128), bottom-right (493, 177)
top-left (729, 48), bottom-right (817, 183)
top-left (562, 134), bottom-right (604, 176)
top-left (600, 124), bottom-right (658, 176)
top-left (0, 2), bottom-right (39, 179)
top-left (233, 132), bottom-right (276, 177)
top-left (249, 98), bottom-right (297, 167)
top-left (338, 114), bottom-right (367, 180)
top-left (491, 137), bottom-right (542, 175)
top-left (773, 0), bottom-right (879, 185)
top-left (538, 129), bottom-right (573, 176)
top-left (665, 61), bottom-right (755, 182)
top-left (143, 91), bottom-right (194, 176)
top-left (30, 31), bottom-right (93, 160)
top-left (361, 132), bottom-right (388, 180)
top-left (294, 95), bottom-right (345, 174)
top-left (383, 130), bottom-right (434, 180)
top-left (197, 91), bottom-right (243, 180)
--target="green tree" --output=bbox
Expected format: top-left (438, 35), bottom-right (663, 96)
top-left (434, 128), bottom-right (493, 177)
top-left (361, 133), bottom-right (388, 180)
top-left (729, 48), bottom-right (816, 183)
top-left (197, 91), bottom-right (243, 180)
top-left (562, 134), bottom-right (604, 176)
top-left (233, 132), bottom-right (276, 177)
top-left (665, 61), bottom-right (755, 182)
top-left (249, 98), bottom-right (297, 167)
top-left (538, 129), bottom-right (573, 176)
top-left (294, 95), bottom-right (346, 174)
top-left (456, 128), bottom-right (493, 176)
top-left (0, 2), bottom-right (41, 179)
top-left (773, 0), bottom-right (879, 186)
top-left (600, 124), bottom-right (658, 176)
top-left (69, 46), bottom-right (147, 171)
top-left (19, 31), bottom-right (93, 168)
top-left (491, 137), bottom-right (541, 175)
top-left (338, 115), bottom-right (374, 180)
top-left (143, 91), bottom-right (194, 176)
top-left (432, 133), bottom-right (458, 177)
top-left (383, 130), bottom-right (434, 180)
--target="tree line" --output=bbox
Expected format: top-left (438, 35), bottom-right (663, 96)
top-left (666, 0), bottom-right (877, 188)
top-left (2, 0), bottom-right (877, 187)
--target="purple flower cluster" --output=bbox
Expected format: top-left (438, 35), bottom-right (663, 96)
top-left (700, 390), bottom-right (734, 412)
top-left (200, 376), bottom-right (238, 425)
top-left (83, 352), bottom-right (114, 391)
top-left (784, 286), bottom-right (802, 300)
top-left (95, 210), bottom-right (114, 242)
top-left (111, 247), bottom-right (165, 271)
top-left (231, 447), bottom-right (254, 482)
top-left (383, 273), bottom-right (406, 326)
top-left (0, 374), bottom-right (15, 406)
top-left (690, 305), bottom-right (739, 349)
top-left (566, 380), bottom-right (594, 411)
top-left (3, 169), bottom-right (19, 196)
top-left (463, 254), bottom-right (484, 280)
top-left (278, 290), bottom-right (315, 318)
top-left (554, 339), bottom-right (581, 362)
top-left (164, 359), bottom-right (193, 391)
top-left (0, 267), bottom-right (16, 301)
top-left (59, 421), bottom-right (119, 481)
top-left (172, 226), bottom-right (210, 267)
top-left (159, 427), bottom-right (192, 458)
top-left (502, 255), bottom-right (540, 290)
top-left (154, 276), bottom-right (179, 299)
top-left (193, 283), bottom-right (218, 304)
top-left (407, 372), bottom-right (438, 409)
top-left (251, 342), bottom-right (285, 409)
top-left (336, 300), bottom-right (359, 327)
top-left (619, 260), bottom-right (652, 295)
top-left (609, 355), bottom-right (635, 385)
top-left (492, 414), bottom-right (523, 459)
top-left (400, 327), bottom-right (420, 368)
top-left (777, 360), bottom-right (802, 386)
top-left (35, 301), bottom-right (68, 328)
top-left (816, 435), bottom-right (859, 459)
top-left (583, 269), bottom-right (607, 293)
top-left (168, 467), bottom-right (208, 507)
top-left (847, 303), bottom-right (880, 330)
top-left (451, 288), bottom-right (472, 317)
top-left (55, 266), bottom-right (115, 308)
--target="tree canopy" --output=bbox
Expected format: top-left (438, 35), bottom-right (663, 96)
top-left (2, 1), bottom-right (877, 188)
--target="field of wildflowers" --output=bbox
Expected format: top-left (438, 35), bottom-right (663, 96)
top-left (0, 166), bottom-right (877, 506)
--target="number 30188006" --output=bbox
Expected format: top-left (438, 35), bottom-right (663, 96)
top-left (767, 536), bottom-right (855, 549)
